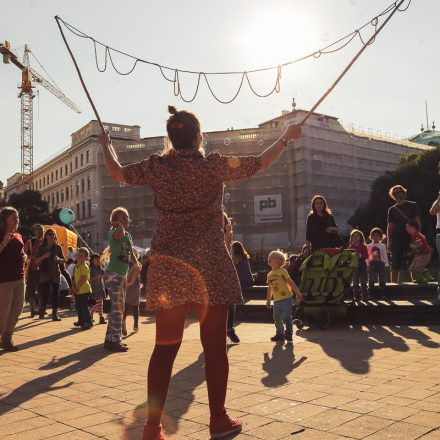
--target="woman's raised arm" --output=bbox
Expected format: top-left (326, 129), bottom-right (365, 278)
top-left (259, 123), bottom-right (302, 170)
top-left (98, 132), bottom-right (125, 183)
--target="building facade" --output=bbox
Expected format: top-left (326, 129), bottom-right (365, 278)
top-left (5, 110), bottom-right (430, 252)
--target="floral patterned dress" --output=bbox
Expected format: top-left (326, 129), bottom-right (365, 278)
top-left (122, 148), bottom-right (262, 310)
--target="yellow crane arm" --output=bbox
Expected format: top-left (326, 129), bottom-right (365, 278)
top-left (29, 66), bottom-right (81, 114)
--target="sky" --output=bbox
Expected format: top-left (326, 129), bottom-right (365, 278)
top-left (1, 0), bottom-right (439, 184)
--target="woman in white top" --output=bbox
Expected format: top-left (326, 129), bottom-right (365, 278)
top-left (429, 191), bottom-right (440, 297)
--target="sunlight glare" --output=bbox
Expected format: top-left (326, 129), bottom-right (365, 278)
top-left (236, 5), bottom-right (315, 67)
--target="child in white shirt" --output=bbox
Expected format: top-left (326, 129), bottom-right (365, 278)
top-left (367, 227), bottom-right (389, 296)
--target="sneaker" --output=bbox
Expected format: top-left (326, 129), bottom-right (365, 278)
top-left (293, 319), bottom-right (303, 330)
top-left (133, 325), bottom-right (139, 332)
top-left (99, 315), bottom-right (106, 324)
top-left (73, 321), bottom-right (83, 327)
top-left (270, 333), bottom-right (285, 342)
top-left (105, 341), bottom-right (129, 352)
top-left (52, 314), bottom-right (62, 322)
top-left (142, 423), bottom-right (166, 440)
top-left (227, 328), bottom-right (240, 344)
top-left (122, 321), bottom-right (128, 336)
top-left (30, 309), bottom-right (36, 318)
top-left (285, 333), bottom-right (293, 342)
top-left (1, 338), bottom-right (20, 352)
top-left (209, 412), bottom-right (242, 438)
top-left (81, 324), bottom-right (93, 330)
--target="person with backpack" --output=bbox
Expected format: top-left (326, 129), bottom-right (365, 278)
top-left (24, 223), bottom-right (44, 317)
top-left (386, 185), bottom-right (421, 283)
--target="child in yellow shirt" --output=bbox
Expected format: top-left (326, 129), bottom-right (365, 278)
top-left (72, 247), bottom-right (93, 330)
top-left (266, 250), bottom-right (303, 342)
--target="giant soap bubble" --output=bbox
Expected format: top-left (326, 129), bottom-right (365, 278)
top-left (59, 208), bottom-right (75, 225)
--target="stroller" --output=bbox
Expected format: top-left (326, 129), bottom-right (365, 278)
top-left (294, 249), bottom-right (358, 329)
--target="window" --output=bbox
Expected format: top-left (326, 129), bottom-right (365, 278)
top-left (87, 199), bottom-right (91, 217)
top-left (76, 181), bottom-right (79, 196)
top-left (81, 178), bottom-right (85, 193)
top-left (76, 203), bottom-right (80, 219)
top-left (56, 192), bottom-right (59, 204)
top-left (124, 127), bottom-right (131, 133)
top-left (61, 190), bottom-right (64, 202)
top-left (52, 194), bottom-right (55, 205)
top-left (55, 170), bottom-right (58, 181)
top-left (81, 154), bottom-right (83, 166)
top-left (70, 162), bottom-right (72, 173)
top-left (47, 174), bottom-right (49, 185)
top-left (75, 157), bottom-right (78, 169)
top-left (65, 164), bottom-right (68, 175)
top-left (39, 178), bottom-right (42, 188)
top-left (87, 176), bottom-right (91, 191)
top-left (43, 176), bottom-right (45, 186)
top-left (81, 201), bottom-right (86, 219)
top-left (86, 150), bottom-right (89, 163)
top-left (66, 187), bottom-right (69, 200)
top-left (60, 167), bottom-right (63, 178)
top-left (112, 126), bottom-right (120, 132)
top-left (51, 172), bottom-right (54, 183)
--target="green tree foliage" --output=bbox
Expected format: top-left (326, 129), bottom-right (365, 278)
top-left (348, 147), bottom-right (440, 242)
top-left (6, 190), bottom-right (59, 239)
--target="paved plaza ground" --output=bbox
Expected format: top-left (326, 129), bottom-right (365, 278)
top-left (1, 310), bottom-right (440, 440)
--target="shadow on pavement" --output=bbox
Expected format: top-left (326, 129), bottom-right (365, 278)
top-left (0, 343), bottom-right (112, 415)
top-left (299, 324), bottom-right (414, 374)
top-left (261, 342), bottom-right (307, 387)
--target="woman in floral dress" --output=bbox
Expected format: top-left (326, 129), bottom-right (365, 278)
top-left (99, 106), bottom-right (302, 440)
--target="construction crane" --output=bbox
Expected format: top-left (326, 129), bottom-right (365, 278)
top-left (0, 41), bottom-right (81, 191)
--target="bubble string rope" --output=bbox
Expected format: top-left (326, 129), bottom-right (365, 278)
top-left (55, 0), bottom-right (409, 132)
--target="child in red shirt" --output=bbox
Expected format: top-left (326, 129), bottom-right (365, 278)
top-left (406, 220), bottom-right (433, 283)
top-left (349, 229), bottom-right (369, 301)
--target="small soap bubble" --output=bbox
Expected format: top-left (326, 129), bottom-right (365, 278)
top-left (224, 138), bottom-right (231, 146)
top-left (258, 139), bottom-right (264, 146)
top-left (224, 193), bottom-right (231, 200)
top-left (92, 204), bottom-right (98, 210)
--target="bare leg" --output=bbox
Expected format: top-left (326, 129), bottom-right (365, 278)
top-left (146, 305), bottom-right (187, 427)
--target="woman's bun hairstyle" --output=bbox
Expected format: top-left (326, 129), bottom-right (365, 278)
top-left (166, 105), bottom-right (201, 150)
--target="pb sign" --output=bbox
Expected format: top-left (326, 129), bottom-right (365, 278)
top-left (254, 194), bottom-right (283, 224)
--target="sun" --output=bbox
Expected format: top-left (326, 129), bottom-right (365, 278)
top-left (236, 6), bottom-right (315, 67)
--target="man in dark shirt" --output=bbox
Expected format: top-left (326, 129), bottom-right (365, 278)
top-left (386, 185), bottom-right (421, 283)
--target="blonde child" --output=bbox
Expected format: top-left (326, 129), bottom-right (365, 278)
top-left (367, 228), bottom-right (389, 297)
top-left (266, 250), bottom-right (303, 342)
top-left (71, 247), bottom-right (93, 330)
top-left (103, 207), bottom-right (140, 352)
top-left (349, 229), bottom-right (369, 301)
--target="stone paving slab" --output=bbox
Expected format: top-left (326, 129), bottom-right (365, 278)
top-left (1, 310), bottom-right (440, 439)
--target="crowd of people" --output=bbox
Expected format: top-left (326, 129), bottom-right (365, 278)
top-left (0, 104), bottom-right (438, 440)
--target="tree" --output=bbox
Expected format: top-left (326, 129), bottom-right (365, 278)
top-left (348, 146), bottom-right (440, 243)
top-left (7, 190), bottom-right (53, 239)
